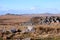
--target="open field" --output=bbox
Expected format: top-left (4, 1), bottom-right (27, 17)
top-left (0, 14), bottom-right (60, 40)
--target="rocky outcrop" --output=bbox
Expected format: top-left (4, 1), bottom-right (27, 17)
top-left (0, 16), bottom-right (60, 40)
top-left (31, 16), bottom-right (60, 25)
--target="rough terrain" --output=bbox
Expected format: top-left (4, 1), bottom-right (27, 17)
top-left (0, 14), bottom-right (60, 40)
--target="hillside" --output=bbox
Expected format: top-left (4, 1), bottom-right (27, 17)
top-left (0, 14), bottom-right (60, 25)
top-left (0, 14), bottom-right (60, 40)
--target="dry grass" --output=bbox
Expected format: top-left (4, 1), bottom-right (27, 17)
top-left (0, 15), bottom-right (60, 40)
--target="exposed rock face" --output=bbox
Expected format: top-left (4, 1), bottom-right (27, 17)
top-left (31, 16), bottom-right (60, 25)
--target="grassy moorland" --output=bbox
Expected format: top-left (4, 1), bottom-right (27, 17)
top-left (0, 14), bottom-right (60, 40)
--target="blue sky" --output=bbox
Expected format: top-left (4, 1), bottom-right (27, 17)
top-left (0, 0), bottom-right (60, 15)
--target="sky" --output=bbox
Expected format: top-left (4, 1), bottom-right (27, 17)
top-left (0, 0), bottom-right (60, 15)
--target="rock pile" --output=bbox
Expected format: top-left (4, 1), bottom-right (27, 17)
top-left (31, 16), bottom-right (60, 25)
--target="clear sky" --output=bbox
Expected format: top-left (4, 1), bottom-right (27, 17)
top-left (0, 0), bottom-right (60, 14)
